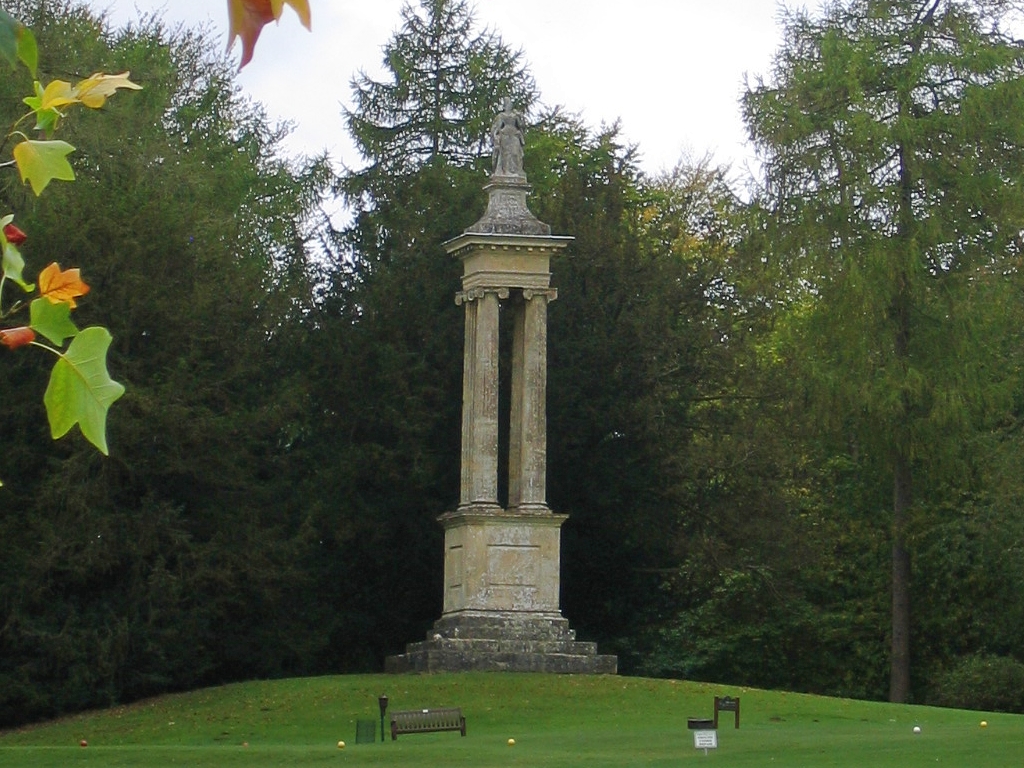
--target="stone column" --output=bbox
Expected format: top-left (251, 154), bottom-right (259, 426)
top-left (457, 287), bottom-right (506, 508)
top-left (509, 288), bottom-right (556, 511)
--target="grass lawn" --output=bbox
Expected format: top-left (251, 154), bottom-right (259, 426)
top-left (1, 673), bottom-right (1021, 767)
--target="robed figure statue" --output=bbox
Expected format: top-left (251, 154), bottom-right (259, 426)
top-left (491, 97), bottom-right (525, 177)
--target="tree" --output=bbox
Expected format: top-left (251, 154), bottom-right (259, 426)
top-left (744, 0), bottom-right (1024, 701)
top-left (0, 0), bottom-right (332, 725)
top-left (344, 0), bottom-right (535, 201)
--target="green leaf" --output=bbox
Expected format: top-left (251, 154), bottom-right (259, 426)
top-left (12, 139), bottom-right (76, 196)
top-left (30, 297), bottom-right (79, 345)
top-left (0, 9), bottom-right (20, 69)
top-left (44, 326), bottom-right (125, 455)
top-left (22, 85), bottom-right (59, 133)
top-left (2, 240), bottom-right (35, 292)
top-left (0, 9), bottom-right (35, 75)
top-left (16, 24), bottom-right (37, 76)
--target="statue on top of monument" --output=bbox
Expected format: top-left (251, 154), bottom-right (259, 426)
top-left (491, 97), bottom-right (526, 178)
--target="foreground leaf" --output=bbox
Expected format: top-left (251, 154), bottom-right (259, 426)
top-left (227, 0), bottom-right (311, 69)
top-left (2, 240), bottom-right (35, 292)
top-left (12, 139), bottom-right (75, 195)
top-left (0, 326), bottom-right (36, 349)
top-left (0, 8), bottom-right (36, 75)
top-left (73, 71), bottom-right (142, 109)
top-left (26, 78), bottom-right (76, 111)
top-left (22, 80), bottom-right (67, 133)
top-left (44, 327), bottom-right (125, 455)
top-left (30, 298), bottom-right (78, 345)
top-left (2, 221), bottom-right (27, 246)
top-left (38, 262), bottom-right (90, 307)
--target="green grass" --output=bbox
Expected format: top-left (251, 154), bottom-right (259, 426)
top-left (1, 673), bottom-right (1022, 767)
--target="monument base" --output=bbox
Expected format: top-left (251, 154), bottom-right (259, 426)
top-left (385, 611), bottom-right (617, 674)
top-left (385, 506), bottom-right (616, 675)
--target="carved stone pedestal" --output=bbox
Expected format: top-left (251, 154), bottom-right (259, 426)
top-left (386, 507), bottom-right (616, 674)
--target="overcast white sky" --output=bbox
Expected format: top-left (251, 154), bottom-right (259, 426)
top-left (96, 1), bottom-right (786, 179)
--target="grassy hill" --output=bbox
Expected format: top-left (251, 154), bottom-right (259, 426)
top-left (1, 673), bottom-right (1021, 767)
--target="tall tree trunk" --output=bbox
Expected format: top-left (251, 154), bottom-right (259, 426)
top-left (889, 252), bottom-right (914, 704)
top-left (889, 0), bottom-right (925, 684)
top-left (890, 288), bottom-right (913, 701)
top-left (891, 448), bottom-right (912, 702)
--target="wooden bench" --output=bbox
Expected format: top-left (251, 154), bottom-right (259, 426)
top-left (390, 707), bottom-right (466, 740)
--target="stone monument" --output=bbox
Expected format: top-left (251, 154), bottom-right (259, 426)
top-left (386, 100), bottom-right (617, 674)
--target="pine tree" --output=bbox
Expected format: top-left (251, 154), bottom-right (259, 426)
top-left (344, 0), bottom-right (535, 203)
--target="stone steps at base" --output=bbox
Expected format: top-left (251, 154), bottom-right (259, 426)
top-left (385, 647), bottom-right (617, 675)
top-left (385, 612), bottom-right (618, 675)
top-left (404, 637), bottom-right (599, 656)
top-left (429, 614), bottom-right (577, 643)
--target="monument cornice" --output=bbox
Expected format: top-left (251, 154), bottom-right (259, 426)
top-left (443, 232), bottom-right (574, 260)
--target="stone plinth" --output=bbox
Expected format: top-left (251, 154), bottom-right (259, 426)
top-left (440, 507), bottom-right (565, 614)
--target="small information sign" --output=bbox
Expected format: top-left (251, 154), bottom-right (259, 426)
top-left (693, 729), bottom-right (718, 755)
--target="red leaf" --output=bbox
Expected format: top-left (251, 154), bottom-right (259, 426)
top-left (0, 326), bottom-right (36, 349)
top-left (3, 223), bottom-right (27, 246)
top-left (226, 0), bottom-right (311, 70)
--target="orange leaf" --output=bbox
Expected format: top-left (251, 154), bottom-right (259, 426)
top-left (271, 0), bottom-right (311, 29)
top-left (37, 262), bottom-right (90, 308)
top-left (226, 0), bottom-right (311, 69)
top-left (0, 326), bottom-right (36, 350)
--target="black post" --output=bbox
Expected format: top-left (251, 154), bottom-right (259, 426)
top-left (378, 695), bottom-right (389, 743)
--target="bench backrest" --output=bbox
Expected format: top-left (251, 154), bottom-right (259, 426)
top-left (391, 708), bottom-right (464, 732)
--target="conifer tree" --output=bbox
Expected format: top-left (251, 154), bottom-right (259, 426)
top-left (745, 0), bottom-right (1024, 701)
top-left (344, 0), bottom-right (535, 203)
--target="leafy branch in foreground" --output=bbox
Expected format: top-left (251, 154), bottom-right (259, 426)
top-left (1, 8), bottom-right (137, 456)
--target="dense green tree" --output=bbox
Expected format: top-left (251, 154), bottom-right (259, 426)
top-left (525, 112), bottom-right (775, 669)
top-left (0, 0), bottom-right (331, 725)
top-left (744, 0), bottom-right (1024, 701)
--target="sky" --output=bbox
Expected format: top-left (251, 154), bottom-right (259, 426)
top-left (96, 1), bottom-right (786, 180)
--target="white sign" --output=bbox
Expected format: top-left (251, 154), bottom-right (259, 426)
top-left (693, 729), bottom-right (718, 753)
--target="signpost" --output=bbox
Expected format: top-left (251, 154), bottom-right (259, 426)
top-left (693, 729), bottom-right (718, 755)
top-left (714, 695), bottom-right (740, 729)
top-left (687, 717), bottom-right (718, 757)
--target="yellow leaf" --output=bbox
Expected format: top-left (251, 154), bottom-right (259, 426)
top-left (37, 78), bottom-right (76, 111)
top-left (12, 139), bottom-right (75, 196)
top-left (72, 71), bottom-right (142, 109)
top-left (38, 262), bottom-right (90, 308)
